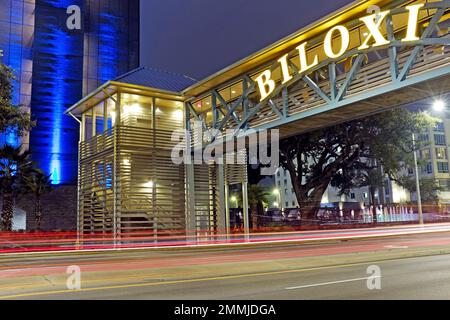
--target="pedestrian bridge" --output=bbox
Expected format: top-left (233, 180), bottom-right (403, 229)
top-left (183, 0), bottom-right (450, 142)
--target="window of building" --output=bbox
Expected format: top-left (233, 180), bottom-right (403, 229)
top-left (93, 104), bottom-right (105, 136)
top-left (436, 147), bottom-right (448, 160)
top-left (435, 134), bottom-right (446, 146)
top-left (418, 133), bottom-right (429, 142)
top-left (363, 193), bottom-right (368, 199)
top-left (438, 179), bottom-right (450, 191)
top-left (422, 162), bottom-right (433, 174)
top-left (408, 167), bottom-right (414, 175)
top-left (292, 201), bottom-right (296, 207)
top-left (434, 122), bottom-right (445, 132)
top-left (350, 193), bottom-right (355, 199)
top-left (84, 110), bottom-right (93, 141)
top-left (420, 149), bottom-right (431, 160)
top-left (285, 202), bottom-right (289, 208)
top-left (438, 162), bottom-right (449, 173)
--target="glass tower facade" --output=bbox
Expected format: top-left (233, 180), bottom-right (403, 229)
top-left (0, 0), bottom-right (35, 148)
top-left (0, 0), bottom-right (140, 185)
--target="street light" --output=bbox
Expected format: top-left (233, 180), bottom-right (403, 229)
top-left (433, 99), bottom-right (446, 112)
top-left (273, 188), bottom-right (281, 208)
top-left (230, 196), bottom-right (238, 208)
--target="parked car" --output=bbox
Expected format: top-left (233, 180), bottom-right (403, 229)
top-left (285, 209), bottom-right (301, 221)
top-left (266, 209), bottom-right (284, 222)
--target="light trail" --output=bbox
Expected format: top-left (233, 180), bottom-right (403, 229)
top-left (1, 231), bottom-right (450, 300)
top-left (1, 223), bottom-right (450, 255)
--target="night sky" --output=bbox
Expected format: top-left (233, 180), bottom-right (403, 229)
top-left (140, 0), bottom-right (354, 81)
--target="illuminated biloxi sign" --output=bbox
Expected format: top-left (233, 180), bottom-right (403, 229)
top-left (255, 3), bottom-right (431, 101)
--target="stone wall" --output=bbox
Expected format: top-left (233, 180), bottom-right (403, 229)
top-left (14, 185), bottom-right (77, 231)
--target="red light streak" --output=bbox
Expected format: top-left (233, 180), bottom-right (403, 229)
top-left (0, 223), bottom-right (450, 255)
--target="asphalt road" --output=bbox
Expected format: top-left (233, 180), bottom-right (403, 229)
top-left (2, 230), bottom-right (450, 299)
top-left (39, 254), bottom-right (450, 300)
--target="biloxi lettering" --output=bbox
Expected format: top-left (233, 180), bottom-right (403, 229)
top-left (256, 4), bottom-right (424, 101)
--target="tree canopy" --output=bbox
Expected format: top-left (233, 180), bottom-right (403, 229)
top-left (399, 176), bottom-right (443, 204)
top-left (0, 60), bottom-right (37, 231)
top-left (279, 108), bottom-right (436, 219)
top-left (0, 62), bottom-right (34, 136)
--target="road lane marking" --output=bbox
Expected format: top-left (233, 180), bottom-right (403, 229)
top-left (285, 276), bottom-right (381, 290)
top-left (384, 245), bottom-right (409, 249)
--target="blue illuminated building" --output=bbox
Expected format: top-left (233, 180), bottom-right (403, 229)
top-left (0, 0), bottom-right (34, 148)
top-left (0, 0), bottom-right (140, 185)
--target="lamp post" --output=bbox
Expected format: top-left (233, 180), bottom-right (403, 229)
top-left (412, 132), bottom-right (424, 225)
top-left (413, 99), bottom-right (446, 225)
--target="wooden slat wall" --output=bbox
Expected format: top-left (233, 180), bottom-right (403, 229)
top-left (79, 124), bottom-right (187, 238)
top-left (193, 164), bottom-right (217, 234)
top-left (116, 126), bottom-right (186, 237)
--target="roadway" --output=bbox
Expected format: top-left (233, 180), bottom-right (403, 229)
top-left (1, 227), bottom-right (450, 299)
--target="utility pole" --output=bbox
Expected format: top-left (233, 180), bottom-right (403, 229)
top-left (412, 132), bottom-right (424, 225)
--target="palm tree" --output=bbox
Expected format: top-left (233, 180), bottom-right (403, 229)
top-left (247, 185), bottom-right (270, 230)
top-left (23, 169), bottom-right (53, 230)
top-left (0, 145), bottom-right (32, 231)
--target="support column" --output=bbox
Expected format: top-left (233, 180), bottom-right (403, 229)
top-left (185, 162), bottom-right (197, 242)
top-left (184, 101), bottom-right (197, 242)
top-left (78, 114), bottom-right (85, 242)
top-left (76, 114), bottom-right (84, 247)
top-left (113, 92), bottom-right (121, 247)
top-left (242, 181), bottom-right (250, 240)
top-left (224, 183), bottom-right (231, 240)
top-left (216, 164), bottom-right (229, 238)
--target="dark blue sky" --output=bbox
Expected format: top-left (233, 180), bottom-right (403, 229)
top-left (140, 0), bottom-right (354, 81)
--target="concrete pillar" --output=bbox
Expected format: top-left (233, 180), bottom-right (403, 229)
top-left (113, 92), bottom-right (121, 247)
top-left (242, 181), bottom-right (250, 239)
top-left (216, 164), bottom-right (229, 238)
top-left (224, 183), bottom-right (231, 240)
top-left (185, 162), bottom-right (197, 242)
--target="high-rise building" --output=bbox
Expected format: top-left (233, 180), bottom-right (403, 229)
top-left (0, 0), bottom-right (34, 148)
top-left (0, 0), bottom-right (140, 185)
top-left (414, 118), bottom-right (450, 204)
